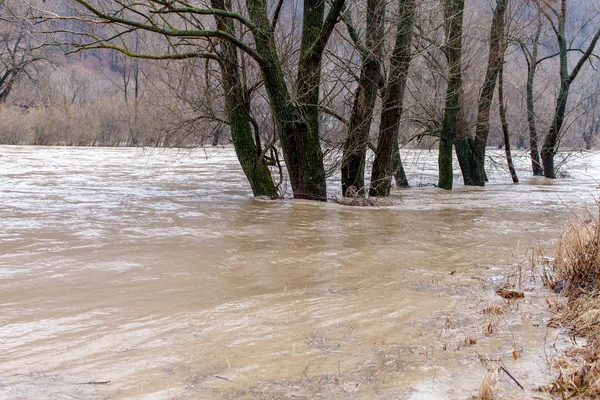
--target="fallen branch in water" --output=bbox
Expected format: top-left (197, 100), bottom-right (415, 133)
top-left (499, 366), bottom-right (524, 389)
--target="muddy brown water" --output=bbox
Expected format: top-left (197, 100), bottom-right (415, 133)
top-left (1, 146), bottom-right (599, 399)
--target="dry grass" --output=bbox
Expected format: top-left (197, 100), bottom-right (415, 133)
top-left (542, 204), bottom-right (600, 398)
top-left (543, 208), bottom-right (600, 300)
top-left (477, 371), bottom-right (499, 400)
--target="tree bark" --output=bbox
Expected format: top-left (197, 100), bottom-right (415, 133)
top-left (438, 0), bottom-right (465, 190)
top-left (471, 0), bottom-right (507, 186)
top-left (291, 0), bottom-right (327, 199)
top-left (541, 81), bottom-right (569, 178)
top-left (369, 0), bottom-right (415, 197)
top-left (454, 89), bottom-right (477, 185)
top-left (454, 137), bottom-right (476, 185)
top-left (213, 0), bottom-right (277, 197)
top-left (393, 140), bottom-right (409, 187)
top-left (341, 0), bottom-right (386, 196)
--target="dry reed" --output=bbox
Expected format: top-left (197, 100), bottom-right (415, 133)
top-left (543, 203), bottom-right (600, 398)
top-left (478, 371), bottom-right (498, 400)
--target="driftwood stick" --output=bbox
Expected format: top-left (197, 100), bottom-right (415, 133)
top-left (500, 366), bottom-right (524, 389)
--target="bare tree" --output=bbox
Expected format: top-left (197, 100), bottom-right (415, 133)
top-left (369, 0), bottom-right (416, 196)
top-left (340, 0), bottom-right (386, 197)
top-left (471, 0), bottom-right (507, 186)
top-left (538, 0), bottom-right (600, 178)
top-left (519, 7), bottom-right (545, 175)
top-left (0, 6), bottom-right (46, 103)
top-left (498, 34), bottom-right (519, 183)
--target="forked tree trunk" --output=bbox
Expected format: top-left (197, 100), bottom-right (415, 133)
top-left (369, 0), bottom-right (415, 197)
top-left (247, 0), bottom-right (344, 199)
top-left (341, 0), bottom-right (386, 197)
top-left (292, 0), bottom-right (328, 199)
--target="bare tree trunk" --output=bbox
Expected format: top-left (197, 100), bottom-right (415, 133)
top-left (340, 0), bottom-right (386, 196)
top-left (438, 0), bottom-right (465, 190)
top-left (393, 140), bottom-right (408, 187)
top-left (471, 0), bottom-right (507, 186)
top-left (526, 14), bottom-right (544, 176)
top-left (369, 0), bottom-right (415, 197)
top-left (213, 0), bottom-right (277, 197)
top-left (498, 50), bottom-right (518, 183)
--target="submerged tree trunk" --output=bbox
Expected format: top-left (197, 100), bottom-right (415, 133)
top-left (498, 51), bottom-right (518, 183)
top-left (542, 81), bottom-right (570, 178)
top-left (438, 0), bottom-right (465, 190)
top-left (341, 0), bottom-right (385, 197)
top-left (368, 0), bottom-right (415, 197)
top-left (393, 140), bottom-right (408, 187)
top-left (471, 0), bottom-right (507, 186)
top-left (526, 15), bottom-right (544, 176)
top-left (213, 0), bottom-right (277, 197)
top-left (454, 124), bottom-right (477, 186)
top-left (454, 87), bottom-right (477, 185)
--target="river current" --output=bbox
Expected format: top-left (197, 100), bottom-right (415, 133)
top-left (1, 146), bottom-right (599, 399)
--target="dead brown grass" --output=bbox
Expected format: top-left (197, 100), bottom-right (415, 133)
top-left (542, 204), bottom-right (600, 398)
top-left (476, 371), bottom-right (498, 400)
top-left (543, 207), bottom-right (600, 301)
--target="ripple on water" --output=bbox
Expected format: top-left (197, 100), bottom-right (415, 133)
top-left (0, 146), bottom-right (598, 399)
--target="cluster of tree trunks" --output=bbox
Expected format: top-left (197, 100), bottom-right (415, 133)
top-left (369, 0), bottom-right (415, 197)
top-left (341, 0), bottom-right (415, 198)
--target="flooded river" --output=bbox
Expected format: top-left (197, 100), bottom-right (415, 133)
top-left (1, 146), bottom-right (599, 399)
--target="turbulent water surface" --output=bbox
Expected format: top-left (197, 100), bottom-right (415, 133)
top-left (1, 146), bottom-right (599, 399)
